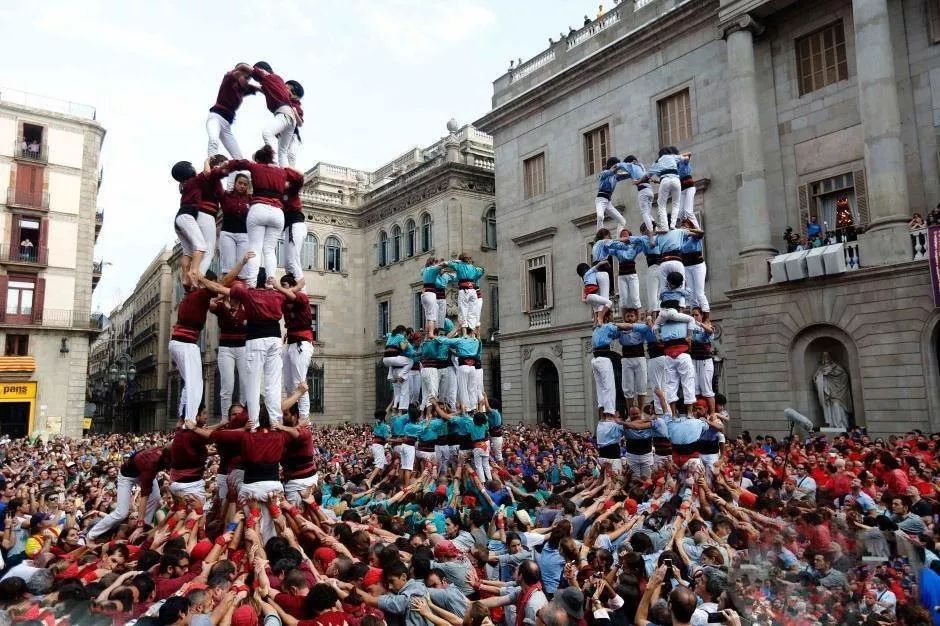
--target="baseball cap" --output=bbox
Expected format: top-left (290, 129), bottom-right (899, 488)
top-left (551, 587), bottom-right (585, 619)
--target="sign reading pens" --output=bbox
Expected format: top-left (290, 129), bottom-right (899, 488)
top-left (929, 226), bottom-right (940, 307)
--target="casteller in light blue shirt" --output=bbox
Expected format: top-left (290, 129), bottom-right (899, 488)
top-left (592, 323), bottom-right (622, 350)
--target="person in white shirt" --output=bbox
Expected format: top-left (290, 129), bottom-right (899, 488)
top-left (791, 464), bottom-right (817, 501)
top-left (868, 577), bottom-right (896, 616)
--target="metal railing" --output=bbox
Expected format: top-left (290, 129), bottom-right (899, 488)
top-left (13, 140), bottom-right (46, 163)
top-left (0, 243), bottom-right (47, 266)
top-left (911, 228), bottom-right (928, 261)
top-left (0, 308), bottom-right (104, 329)
top-left (93, 261), bottom-right (104, 275)
top-left (5, 188), bottom-right (49, 211)
top-left (131, 323), bottom-right (157, 347)
top-left (0, 87), bottom-right (96, 120)
top-left (95, 210), bottom-right (104, 226)
top-left (135, 354), bottom-right (156, 371)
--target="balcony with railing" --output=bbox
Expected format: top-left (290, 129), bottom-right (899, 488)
top-left (95, 209), bottom-right (104, 237)
top-left (528, 310), bottom-right (552, 329)
top-left (92, 261), bottom-right (104, 290)
top-left (135, 354), bottom-right (156, 372)
top-left (131, 323), bottom-right (157, 348)
top-left (0, 243), bottom-right (47, 267)
top-left (911, 228), bottom-right (928, 261)
top-left (0, 308), bottom-right (105, 329)
top-left (5, 188), bottom-right (49, 212)
top-left (13, 140), bottom-right (46, 164)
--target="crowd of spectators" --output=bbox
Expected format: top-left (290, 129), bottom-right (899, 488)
top-left (0, 423), bottom-right (935, 626)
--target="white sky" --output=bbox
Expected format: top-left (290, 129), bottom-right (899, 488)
top-left (0, 0), bottom-right (603, 312)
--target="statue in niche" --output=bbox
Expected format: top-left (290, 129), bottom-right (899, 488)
top-left (813, 351), bottom-right (852, 429)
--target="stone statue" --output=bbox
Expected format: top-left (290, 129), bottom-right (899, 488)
top-left (813, 352), bottom-right (852, 429)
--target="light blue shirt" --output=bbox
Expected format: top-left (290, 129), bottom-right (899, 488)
top-left (657, 229), bottom-right (687, 253)
top-left (667, 417), bottom-right (707, 446)
top-left (648, 154), bottom-right (682, 177)
top-left (538, 543), bottom-right (566, 594)
top-left (691, 328), bottom-right (712, 346)
top-left (660, 319), bottom-right (691, 342)
top-left (592, 323), bottom-right (622, 350)
top-left (597, 163), bottom-right (630, 194)
top-left (680, 233), bottom-right (704, 254)
top-left (596, 420), bottom-right (623, 447)
top-left (619, 323), bottom-right (651, 347)
top-left (660, 287), bottom-right (692, 304)
top-left (608, 238), bottom-right (645, 262)
top-left (592, 239), bottom-right (613, 263)
top-left (582, 266), bottom-right (601, 286)
top-left (623, 162), bottom-right (646, 181)
top-left (419, 418), bottom-right (447, 442)
top-left (677, 156), bottom-right (692, 178)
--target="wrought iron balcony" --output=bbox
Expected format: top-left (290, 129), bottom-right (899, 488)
top-left (13, 139), bottom-right (46, 163)
top-left (0, 243), bottom-right (47, 267)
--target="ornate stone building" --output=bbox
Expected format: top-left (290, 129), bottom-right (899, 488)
top-left (476, 0), bottom-right (939, 435)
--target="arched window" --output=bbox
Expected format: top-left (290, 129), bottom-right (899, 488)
top-left (484, 206), bottom-right (497, 248)
top-left (406, 219), bottom-right (416, 257)
top-left (275, 238), bottom-right (285, 267)
top-left (325, 236), bottom-right (342, 272)
top-left (301, 234), bottom-right (318, 270)
top-left (377, 231), bottom-right (388, 267)
top-left (391, 225), bottom-right (402, 263)
top-left (420, 213), bottom-right (432, 252)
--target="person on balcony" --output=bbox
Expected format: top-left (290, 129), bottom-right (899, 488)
top-left (927, 203), bottom-right (940, 226)
top-left (19, 238), bottom-right (33, 262)
top-left (909, 212), bottom-right (925, 230)
top-left (807, 216), bottom-right (822, 239)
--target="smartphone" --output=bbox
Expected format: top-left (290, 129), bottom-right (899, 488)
top-left (707, 614), bottom-right (727, 623)
top-left (226, 522), bottom-right (238, 532)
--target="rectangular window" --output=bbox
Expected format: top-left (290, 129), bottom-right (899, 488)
top-left (308, 365), bottom-right (325, 413)
top-left (657, 89), bottom-right (692, 147)
top-left (583, 125), bottom-right (610, 177)
top-left (808, 172), bottom-right (858, 233)
top-left (413, 292), bottom-right (426, 330)
top-left (4, 334), bottom-right (28, 356)
top-left (6, 278), bottom-right (35, 316)
top-left (522, 253), bottom-right (552, 312)
top-left (311, 303), bottom-right (320, 342)
top-left (796, 21), bottom-right (848, 96)
top-left (377, 301), bottom-right (390, 338)
top-left (523, 153), bottom-right (546, 199)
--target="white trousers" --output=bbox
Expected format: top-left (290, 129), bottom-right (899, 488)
top-left (458, 289), bottom-right (479, 329)
top-left (694, 358), bottom-right (715, 398)
top-left (218, 469), bottom-right (244, 506)
top-left (617, 274), bottom-right (641, 310)
top-left (238, 481), bottom-right (283, 542)
top-left (383, 355), bottom-right (413, 380)
top-left (246, 203), bottom-right (284, 287)
top-left (440, 367), bottom-right (458, 410)
top-left (621, 356), bottom-right (647, 400)
top-left (245, 336), bottom-right (283, 428)
top-left (436, 298), bottom-right (447, 328)
top-left (595, 197), bottom-right (626, 232)
top-left (684, 262), bottom-right (709, 312)
top-left (591, 356), bottom-right (617, 414)
top-left (645, 265), bottom-right (660, 312)
top-left (420, 367), bottom-right (440, 408)
top-left (473, 296), bottom-right (484, 330)
top-left (675, 186), bottom-right (700, 229)
top-left (219, 231), bottom-right (250, 278)
top-left (87, 474), bottom-right (160, 540)
top-left (398, 444), bottom-right (416, 471)
top-left (392, 380), bottom-right (410, 411)
top-left (624, 451), bottom-right (654, 479)
top-left (174, 214), bottom-right (208, 257)
top-left (283, 341), bottom-right (313, 417)
top-left (637, 187), bottom-right (655, 231)
top-left (490, 435), bottom-right (504, 463)
top-left (407, 370), bottom-right (422, 406)
top-left (196, 213), bottom-right (217, 274)
top-left (207, 112), bottom-right (244, 159)
top-left (284, 220), bottom-right (308, 278)
top-left (169, 340), bottom-right (203, 423)
top-left (657, 175), bottom-right (680, 229)
top-left (473, 445), bottom-right (492, 481)
top-left (648, 356), bottom-right (667, 414)
top-left (665, 352), bottom-right (696, 406)
top-left (284, 474), bottom-right (318, 506)
top-left (262, 107), bottom-right (296, 167)
top-left (596, 271), bottom-right (611, 302)
top-left (654, 308), bottom-right (695, 329)
top-left (457, 364), bottom-right (481, 410)
top-left (218, 345), bottom-right (247, 419)
top-left (169, 479), bottom-right (206, 503)
top-left (371, 443), bottom-right (388, 469)
top-left (586, 294), bottom-right (612, 313)
top-left (659, 260), bottom-right (685, 297)
top-left (421, 292), bottom-right (438, 326)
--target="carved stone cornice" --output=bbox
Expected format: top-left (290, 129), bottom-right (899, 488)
top-left (722, 14), bottom-right (764, 40)
top-left (304, 211), bottom-right (359, 229)
top-left (511, 227), bottom-right (557, 246)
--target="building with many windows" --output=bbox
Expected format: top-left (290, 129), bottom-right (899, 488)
top-left (476, 0), bottom-right (940, 435)
top-left (0, 89), bottom-right (105, 438)
top-left (96, 122), bottom-right (497, 429)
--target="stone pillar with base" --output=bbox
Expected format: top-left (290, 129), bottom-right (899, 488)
top-left (853, 0), bottom-right (911, 265)
top-left (725, 15), bottom-right (776, 288)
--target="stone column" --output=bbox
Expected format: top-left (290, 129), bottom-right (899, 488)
top-left (853, 0), bottom-right (910, 264)
top-left (725, 15), bottom-right (775, 288)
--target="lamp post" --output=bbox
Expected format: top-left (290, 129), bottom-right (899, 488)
top-left (109, 352), bottom-right (136, 432)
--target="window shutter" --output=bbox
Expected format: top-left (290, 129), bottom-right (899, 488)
top-left (0, 276), bottom-right (7, 324)
top-left (544, 254), bottom-right (554, 309)
top-left (39, 218), bottom-right (48, 264)
top-left (521, 259), bottom-right (529, 313)
top-left (9, 218), bottom-right (20, 251)
top-left (798, 184), bottom-right (810, 237)
top-left (853, 168), bottom-right (869, 227)
top-left (32, 277), bottom-right (45, 324)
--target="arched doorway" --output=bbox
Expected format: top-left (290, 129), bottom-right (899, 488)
top-left (533, 359), bottom-right (560, 427)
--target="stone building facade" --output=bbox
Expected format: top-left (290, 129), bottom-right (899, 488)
top-left (121, 123), bottom-right (496, 429)
top-left (476, 0), bottom-right (939, 435)
top-left (0, 91), bottom-right (105, 438)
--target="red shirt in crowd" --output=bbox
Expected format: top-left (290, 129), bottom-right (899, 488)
top-left (283, 292), bottom-right (313, 343)
top-left (229, 285), bottom-right (286, 322)
top-left (120, 447), bottom-right (167, 497)
top-left (169, 428), bottom-right (209, 483)
top-left (250, 66), bottom-right (293, 114)
top-left (224, 160), bottom-right (303, 209)
top-left (154, 565), bottom-right (201, 600)
top-left (883, 468), bottom-right (909, 496)
top-left (172, 288), bottom-right (213, 343)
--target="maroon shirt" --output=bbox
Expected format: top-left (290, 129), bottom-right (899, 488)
top-left (220, 191), bottom-right (250, 233)
top-left (229, 286), bottom-right (286, 322)
top-left (214, 301), bottom-right (246, 347)
top-left (292, 98), bottom-right (304, 127)
top-left (282, 427), bottom-right (316, 479)
top-left (211, 71), bottom-right (252, 121)
top-left (282, 292), bottom-right (313, 343)
top-left (242, 430), bottom-right (289, 483)
top-left (169, 428), bottom-right (208, 483)
top-left (197, 168), bottom-right (227, 215)
top-left (210, 416), bottom-right (247, 475)
top-left (250, 67), bottom-right (293, 113)
top-left (225, 160), bottom-right (303, 209)
top-left (179, 169), bottom-right (225, 210)
top-left (284, 182), bottom-right (302, 213)
top-left (120, 447), bottom-right (167, 496)
top-left (172, 288), bottom-right (213, 343)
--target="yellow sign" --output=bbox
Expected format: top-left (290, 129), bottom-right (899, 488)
top-left (82, 418), bottom-right (92, 430)
top-left (0, 382), bottom-right (36, 400)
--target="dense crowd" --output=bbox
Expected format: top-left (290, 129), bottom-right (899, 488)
top-left (0, 424), bottom-right (935, 626)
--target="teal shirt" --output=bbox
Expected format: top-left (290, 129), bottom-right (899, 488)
top-left (391, 414), bottom-right (410, 437)
top-left (434, 272), bottom-right (454, 290)
top-left (442, 318), bottom-right (454, 333)
top-left (450, 414), bottom-right (470, 437)
top-left (419, 418), bottom-right (447, 442)
top-left (467, 419), bottom-right (489, 442)
top-left (488, 409), bottom-right (503, 429)
top-left (403, 421), bottom-right (425, 439)
top-left (437, 337), bottom-right (481, 357)
top-left (421, 266), bottom-right (441, 284)
top-left (373, 422), bottom-right (391, 439)
top-left (423, 338), bottom-right (450, 362)
top-left (385, 333), bottom-right (406, 349)
top-left (448, 260), bottom-right (485, 282)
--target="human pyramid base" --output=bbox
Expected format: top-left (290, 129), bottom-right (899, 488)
top-left (0, 68), bottom-right (934, 626)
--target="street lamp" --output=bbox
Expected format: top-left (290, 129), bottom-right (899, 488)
top-left (109, 353), bottom-right (136, 432)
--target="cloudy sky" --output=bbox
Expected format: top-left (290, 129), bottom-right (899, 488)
top-left (0, 0), bottom-right (602, 312)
